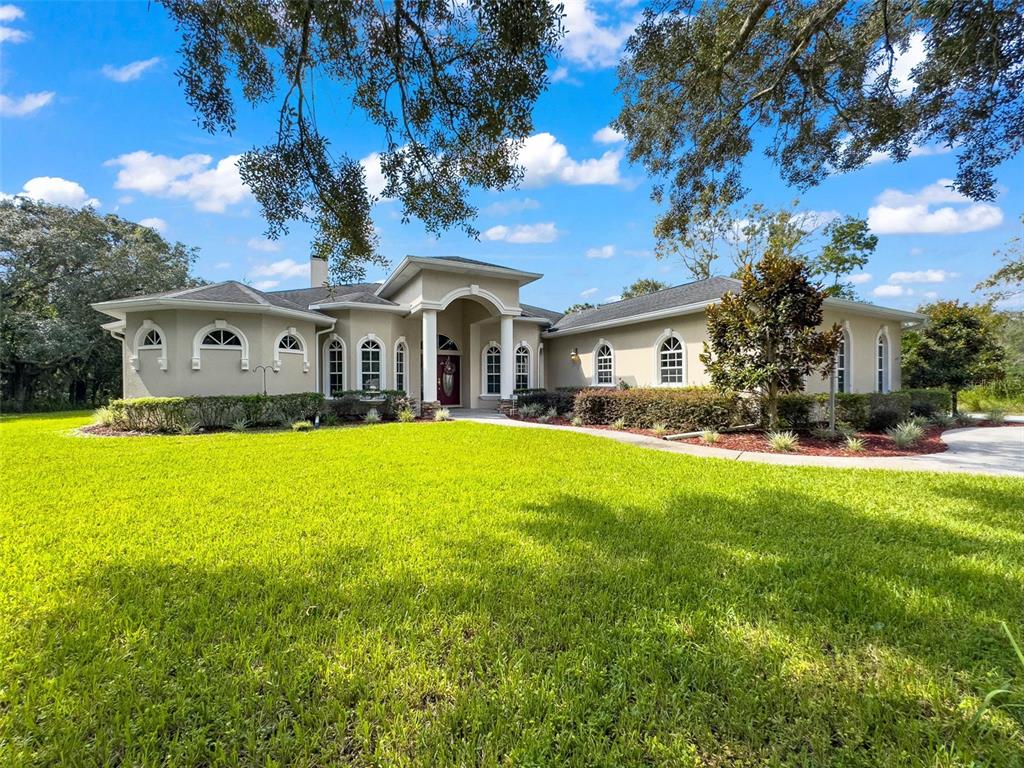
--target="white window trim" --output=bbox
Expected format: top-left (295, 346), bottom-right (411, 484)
top-left (323, 333), bottom-right (346, 396)
top-left (393, 336), bottom-right (408, 393)
top-left (131, 319), bottom-right (168, 372)
top-left (514, 340), bottom-right (533, 390)
top-left (652, 328), bottom-right (686, 386)
top-left (437, 334), bottom-right (461, 354)
top-left (272, 327), bottom-right (309, 372)
top-left (835, 323), bottom-right (852, 393)
top-left (592, 338), bottom-right (615, 387)
top-left (482, 341), bottom-right (502, 396)
top-left (192, 320), bottom-right (249, 371)
top-left (356, 333), bottom-right (387, 390)
top-left (875, 327), bottom-right (891, 393)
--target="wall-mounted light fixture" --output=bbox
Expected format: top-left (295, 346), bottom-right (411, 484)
top-left (569, 347), bottom-right (579, 363)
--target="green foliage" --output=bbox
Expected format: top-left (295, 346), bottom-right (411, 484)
top-left (845, 436), bottom-right (866, 453)
top-left (515, 388), bottom-right (579, 414)
top-left (92, 407), bottom-right (114, 427)
top-left (518, 403), bottom-right (542, 419)
top-left (569, 414), bottom-right (584, 427)
top-left (887, 420), bottom-right (925, 449)
top-left (433, 407), bottom-right (451, 422)
top-left (651, 421), bottom-right (670, 437)
top-left (326, 390), bottom-right (409, 421)
top-left (176, 421), bottom-right (202, 436)
top-left (231, 418), bottom-right (250, 432)
top-left (973, 622), bottom-right (1024, 726)
top-left (573, 387), bottom-right (742, 431)
top-left (813, 217), bottom-right (877, 298)
top-left (988, 410), bottom-right (1008, 425)
top-left (611, 417), bottom-right (627, 430)
top-left (960, 376), bottom-right (1024, 414)
top-left (0, 199), bottom-right (200, 411)
top-left (776, 393), bottom-right (823, 433)
top-left (767, 430), bottom-right (799, 452)
top-left (930, 412), bottom-right (956, 429)
top-left (903, 301), bottom-right (1005, 413)
top-left (976, 215), bottom-right (1024, 304)
top-left (903, 388), bottom-right (953, 418)
top-left (535, 407), bottom-right (558, 424)
top-left (700, 430), bottom-right (721, 445)
top-left (397, 407), bottom-right (416, 423)
top-left (3, 414), bottom-right (1024, 763)
top-left (159, 0), bottom-right (562, 278)
top-left (701, 252), bottom-right (841, 429)
top-left (867, 392), bottom-right (913, 431)
top-left (621, 278), bottom-right (668, 300)
top-left (618, 1), bottom-right (1021, 243)
top-left (107, 394), bottom-right (324, 433)
top-left (563, 302), bottom-right (596, 315)
top-left (291, 420), bottom-right (314, 432)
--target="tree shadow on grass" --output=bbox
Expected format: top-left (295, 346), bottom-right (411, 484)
top-left (7, 489), bottom-right (1024, 766)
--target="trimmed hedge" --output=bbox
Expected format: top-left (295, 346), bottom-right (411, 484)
top-left (903, 388), bottom-right (953, 417)
top-left (573, 387), bottom-right (743, 430)
top-left (108, 393), bottom-right (324, 433)
top-left (514, 387), bottom-right (581, 414)
top-left (773, 391), bottom-right (919, 432)
top-left (325, 390), bottom-right (412, 422)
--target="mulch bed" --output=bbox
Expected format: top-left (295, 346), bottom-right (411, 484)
top-left (509, 416), bottom-right (1016, 457)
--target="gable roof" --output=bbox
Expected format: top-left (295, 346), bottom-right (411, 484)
top-left (375, 255), bottom-right (543, 299)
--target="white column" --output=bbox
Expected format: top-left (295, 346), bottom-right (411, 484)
top-left (500, 314), bottom-right (514, 400)
top-left (422, 309), bottom-right (438, 403)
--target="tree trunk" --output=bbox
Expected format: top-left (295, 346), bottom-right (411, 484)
top-left (767, 380), bottom-right (779, 431)
top-left (951, 389), bottom-right (959, 416)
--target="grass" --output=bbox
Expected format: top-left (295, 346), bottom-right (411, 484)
top-left (2, 413), bottom-right (1024, 766)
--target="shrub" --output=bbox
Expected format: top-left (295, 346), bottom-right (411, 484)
top-left (514, 388), bottom-right (580, 414)
top-left (700, 430), bottom-right (720, 444)
top-left (987, 409), bottom-right (1007, 424)
top-left (535, 407), bottom-right (558, 424)
top-left (570, 415), bottom-right (583, 427)
top-left (611, 417), bottom-right (627, 430)
top-left (833, 393), bottom-right (870, 430)
top-left (902, 388), bottom-right (952, 418)
top-left (767, 430), bottom-right (799, 452)
top-left (867, 392), bottom-right (912, 431)
top-left (106, 393), bottom-right (324, 433)
top-left (397, 407), bottom-right (416, 423)
top-left (176, 421), bottom-right (202, 435)
top-left (776, 393), bottom-right (823, 433)
top-left (364, 408), bottom-right (381, 424)
top-left (434, 408), bottom-right (451, 422)
top-left (651, 421), bottom-right (669, 437)
top-left (930, 412), bottom-right (955, 428)
top-left (887, 419), bottom-right (924, 448)
top-left (92, 407), bottom-right (114, 427)
top-left (291, 420), bottom-right (314, 432)
top-left (231, 418), bottom-right (250, 432)
top-left (835, 421), bottom-right (857, 439)
top-left (327, 390), bottom-right (407, 422)
top-left (518, 403), bottom-right (543, 419)
top-left (845, 436), bottom-right (866, 453)
top-left (573, 387), bottom-right (741, 431)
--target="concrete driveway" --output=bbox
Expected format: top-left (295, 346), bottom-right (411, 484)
top-left (897, 426), bottom-right (1024, 477)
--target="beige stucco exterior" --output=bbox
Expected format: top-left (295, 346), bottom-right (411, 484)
top-left (99, 258), bottom-right (918, 409)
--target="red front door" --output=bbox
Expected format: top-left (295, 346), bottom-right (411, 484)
top-left (437, 354), bottom-right (460, 405)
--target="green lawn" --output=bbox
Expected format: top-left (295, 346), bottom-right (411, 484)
top-left (2, 413), bottom-right (1023, 766)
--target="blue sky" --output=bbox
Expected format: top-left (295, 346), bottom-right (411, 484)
top-left (2, 0), bottom-right (1021, 313)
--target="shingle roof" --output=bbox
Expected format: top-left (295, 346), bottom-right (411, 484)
top-left (520, 303), bottom-right (564, 324)
top-left (265, 283), bottom-right (397, 308)
top-left (548, 276), bottom-right (741, 332)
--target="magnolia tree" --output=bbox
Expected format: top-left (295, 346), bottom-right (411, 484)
top-left (700, 252), bottom-right (841, 429)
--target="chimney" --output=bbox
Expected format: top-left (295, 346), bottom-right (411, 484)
top-left (310, 258), bottom-right (328, 287)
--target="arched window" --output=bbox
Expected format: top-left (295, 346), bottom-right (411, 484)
top-left (836, 328), bottom-right (851, 393)
top-left (876, 330), bottom-right (890, 393)
top-left (594, 342), bottom-right (613, 386)
top-left (278, 334), bottom-right (301, 351)
top-left (325, 337), bottom-right (345, 396)
top-left (394, 339), bottom-right (408, 393)
top-left (658, 335), bottom-right (685, 385)
top-left (192, 321), bottom-right (248, 370)
top-left (359, 338), bottom-right (383, 390)
top-left (514, 343), bottom-right (531, 391)
top-left (131, 320), bottom-right (168, 371)
top-left (438, 335), bottom-right (460, 352)
top-left (484, 344), bottom-right (501, 395)
top-left (273, 328), bottom-right (309, 372)
top-left (140, 329), bottom-right (162, 348)
top-left (202, 329), bottom-right (242, 347)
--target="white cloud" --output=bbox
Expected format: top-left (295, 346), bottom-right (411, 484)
top-left (868, 178), bottom-right (1003, 234)
top-left (849, 272), bottom-right (873, 284)
top-left (585, 244), bottom-right (615, 259)
top-left (593, 125), bottom-right (624, 144)
top-left (868, 31), bottom-right (926, 96)
top-left (0, 91), bottom-right (54, 116)
top-left (360, 151), bottom-right (389, 199)
top-left (10, 176), bottom-right (99, 208)
top-left (101, 57), bottom-right (161, 83)
top-left (214, 261), bottom-right (231, 270)
top-left (561, 0), bottom-right (636, 69)
top-left (118, 195), bottom-right (134, 205)
top-left (252, 280), bottom-right (280, 291)
top-left (581, 287), bottom-right (599, 298)
top-left (550, 66), bottom-right (579, 85)
top-left (865, 142), bottom-right (953, 165)
top-left (923, 290), bottom-right (939, 299)
top-left (106, 151), bottom-right (250, 213)
top-left (482, 222), bottom-right (561, 244)
top-left (483, 197), bottom-right (540, 216)
top-left (249, 258), bottom-right (308, 281)
top-left (138, 217), bottom-right (166, 232)
top-left (792, 209), bottom-right (841, 230)
top-left (518, 132), bottom-right (622, 187)
top-left (0, 25), bottom-right (26, 44)
top-left (888, 269), bottom-right (958, 283)
top-left (0, 5), bottom-right (24, 22)
top-left (604, 294), bottom-right (622, 303)
top-left (873, 284), bottom-right (911, 298)
top-left (247, 237), bottom-right (281, 253)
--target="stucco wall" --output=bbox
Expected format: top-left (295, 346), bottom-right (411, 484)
top-left (122, 310), bottom-right (318, 398)
top-left (543, 307), bottom-right (903, 394)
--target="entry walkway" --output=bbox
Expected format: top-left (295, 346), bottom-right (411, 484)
top-left (453, 411), bottom-right (1024, 477)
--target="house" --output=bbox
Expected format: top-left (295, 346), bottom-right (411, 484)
top-left (93, 256), bottom-right (924, 414)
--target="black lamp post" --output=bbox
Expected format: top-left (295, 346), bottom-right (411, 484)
top-left (252, 364), bottom-right (275, 396)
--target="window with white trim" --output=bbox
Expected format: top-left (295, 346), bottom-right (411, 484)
top-left (438, 335), bottom-right (459, 352)
top-left (278, 334), bottom-right (302, 352)
top-left (395, 341), bottom-right (407, 393)
top-left (658, 336), bottom-right (684, 384)
top-left (202, 329), bottom-right (242, 348)
top-left (595, 344), bottom-right (613, 385)
top-left (876, 332), bottom-right (889, 393)
top-left (140, 329), bottom-right (163, 348)
top-left (484, 344), bottom-right (501, 395)
top-left (360, 339), bottom-right (382, 390)
top-left (327, 339), bottom-right (345, 396)
top-left (836, 329), bottom-right (850, 393)
top-left (514, 344), bottom-right (530, 391)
